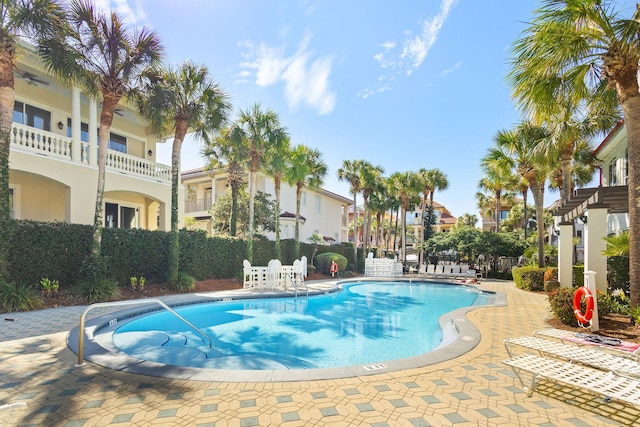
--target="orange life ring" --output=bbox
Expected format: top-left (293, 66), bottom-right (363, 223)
top-left (330, 262), bottom-right (338, 274)
top-left (573, 287), bottom-right (594, 324)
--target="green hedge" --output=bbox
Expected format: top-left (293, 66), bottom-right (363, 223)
top-left (7, 220), bottom-right (356, 287)
top-left (511, 266), bottom-right (545, 291)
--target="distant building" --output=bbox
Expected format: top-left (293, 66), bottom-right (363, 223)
top-left (9, 44), bottom-right (172, 230)
top-left (553, 120), bottom-right (629, 292)
top-left (479, 198), bottom-right (522, 232)
top-left (181, 167), bottom-right (352, 244)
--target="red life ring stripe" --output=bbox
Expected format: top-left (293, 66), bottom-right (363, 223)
top-left (573, 287), bottom-right (594, 324)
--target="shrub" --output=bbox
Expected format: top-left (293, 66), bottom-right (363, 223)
top-left (607, 256), bottom-right (629, 295)
top-left (170, 272), bottom-right (195, 292)
top-left (0, 282), bottom-right (44, 312)
top-left (512, 266), bottom-right (545, 291)
top-left (548, 287), bottom-right (576, 325)
top-left (72, 279), bottom-right (120, 303)
top-left (548, 287), bottom-right (614, 326)
top-left (572, 265), bottom-right (584, 287)
top-left (315, 252), bottom-right (348, 275)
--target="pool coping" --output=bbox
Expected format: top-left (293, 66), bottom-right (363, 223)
top-left (67, 278), bottom-right (507, 382)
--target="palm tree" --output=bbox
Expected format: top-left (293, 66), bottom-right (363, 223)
top-left (367, 181), bottom-right (389, 255)
top-left (456, 213), bottom-right (478, 228)
top-left (359, 161), bottom-right (384, 258)
top-left (263, 135), bottom-right (291, 260)
top-left (0, 0), bottom-right (65, 279)
top-left (416, 168), bottom-right (448, 265)
top-left (136, 61), bottom-right (230, 283)
top-left (286, 144), bottom-right (327, 258)
top-left (230, 103), bottom-right (287, 262)
top-left (389, 171), bottom-right (420, 263)
top-left (509, 0), bottom-right (640, 304)
top-left (39, 0), bottom-right (162, 263)
top-left (493, 123), bottom-right (551, 268)
top-left (202, 127), bottom-right (246, 237)
top-left (478, 153), bottom-right (518, 234)
top-left (337, 159), bottom-right (363, 267)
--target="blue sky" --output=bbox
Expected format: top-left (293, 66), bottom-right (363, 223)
top-left (99, 0), bottom-right (595, 218)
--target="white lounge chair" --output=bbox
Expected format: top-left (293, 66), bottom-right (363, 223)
top-left (534, 328), bottom-right (640, 359)
top-left (502, 354), bottom-right (640, 406)
top-left (433, 264), bottom-right (445, 277)
top-left (504, 335), bottom-right (640, 378)
top-left (424, 264), bottom-right (436, 277)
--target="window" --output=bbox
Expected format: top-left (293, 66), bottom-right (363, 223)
top-left (624, 149), bottom-right (629, 185)
top-left (109, 132), bottom-right (127, 153)
top-left (315, 195), bottom-right (321, 213)
top-left (301, 191), bottom-right (307, 206)
top-left (609, 160), bottom-right (618, 186)
top-left (105, 202), bottom-right (139, 229)
top-left (14, 101), bottom-right (51, 131)
top-left (67, 119), bottom-right (90, 142)
top-left (499, 209), bottom-right (510, 220)
top-left (67, 119), bottom-right (127, 152)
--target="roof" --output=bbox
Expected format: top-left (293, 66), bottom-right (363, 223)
top-left (438, 211), bottom-right (457, 224)
top-left (280, 211), bottom-right (306, 221)
top-left (593, 120), bottom-right (625, 156)
top-left (552, 185), bottom-right (629, 223)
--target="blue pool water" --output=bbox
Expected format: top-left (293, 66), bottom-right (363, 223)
top-left (111, 281), bottom-right (487, 370)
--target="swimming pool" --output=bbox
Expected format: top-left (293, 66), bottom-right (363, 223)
top-left (72, 279), bottom-right (504, 381)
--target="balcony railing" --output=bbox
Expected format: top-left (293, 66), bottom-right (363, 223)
top-left (10, 123), bottom-right (171, 183)
top-left (185, 198), bottom-right (212, 213)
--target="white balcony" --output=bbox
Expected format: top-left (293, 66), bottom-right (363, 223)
top-left (10, 123), bottom-right (171, 183)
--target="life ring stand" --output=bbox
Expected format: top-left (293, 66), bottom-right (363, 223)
top-left (573, 286), bottom-right (594, 325)
top-left (330, 261), bottom-right (338, 274)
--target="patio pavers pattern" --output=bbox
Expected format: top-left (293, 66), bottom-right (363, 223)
top-left (1, 280), bottom-right (639, 426)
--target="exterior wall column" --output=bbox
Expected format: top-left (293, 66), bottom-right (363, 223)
top-left (557, 223), bottom-right (574, 287)
top-left (157, 201), bottom-right (169, 231)
top-left (583, 208), bottom-right (608, 292)
top-left (88, 99), bottom-right (98, 166)
top-left (71, 87), bottom-right (81, 162)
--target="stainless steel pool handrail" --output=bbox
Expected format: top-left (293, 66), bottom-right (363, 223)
top-left (284, 273), bottom-right (308, 298)
top-left (75, 298), bottom-right (213, 367)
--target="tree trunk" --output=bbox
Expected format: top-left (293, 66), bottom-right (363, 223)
top-left (0, 41), bottom-right (15, 280)
top-left (418, 194), bottom-right (427, 265)
top-left (560, 144), bottom-right (573, 202)
top-left (168, 120), bottom-right (187, 283)
top-left (274, 176), bottom-right (281, 260)
top-left (352, 191), bottom-right (357, 268)
top-left (92, 93), bottom-right (121, 255)
top-left (401, 204), bottom-right (407, 262)
top-left (621, 93), bottom-right (640, 306)
top-left (522, 188), bottom-right (528, 240)
top-left (295, 183), bottom-right (303, 258)
top-left (611, 60), bottom-right (640, 306)
top-left (494, 190), bottom-right (501, 233)
top-left (362, 194), bottom-right (369, 259)
top-left (247, 156), bottom-right (259, 262)
top-left (530, 180), bottom-right (545, 268)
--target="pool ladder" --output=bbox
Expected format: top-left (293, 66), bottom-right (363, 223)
top-left (284, 272), bottom-right (308, 298)
top-left (75, 298), bottom-right (213, 367)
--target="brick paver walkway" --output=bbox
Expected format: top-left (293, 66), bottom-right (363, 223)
top-left (1, 280), bottom-right (638, 426)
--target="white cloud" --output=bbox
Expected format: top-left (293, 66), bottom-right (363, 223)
top-left (239, 34), bottom-right (336, 115)
top-left (93, 0), bottom-right (146, 25)
top-left (438, 61), bottom-right (462, 76)
top-left (364, 0), bottom-right (458, 97)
